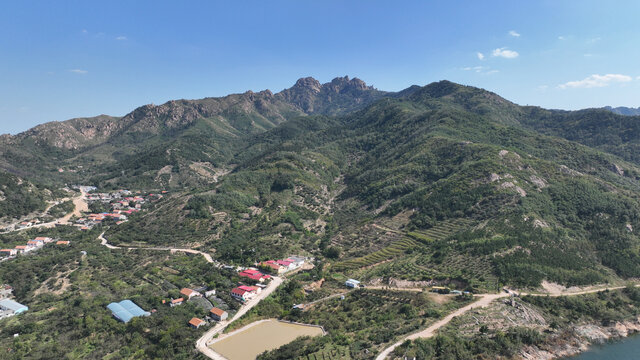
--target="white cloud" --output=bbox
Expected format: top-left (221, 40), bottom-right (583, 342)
top-left (462, 66), bottom-right (498, 75)
top-left (476, 52), bottom-right (485, 60)
top-left (537, 85), bottom-right (549, 91)
top-left (82, 29), bottom-right (88, 34)
top-left (558, 36), bottom-right (565, 40)
top-left (463, 66), bottom-right (485, 72)
top-left (116, 36), bottom-right (127, 41)
top-left (69, 69), bottom-right (88, 75)
top-left (587, 36), bottom-right (601, 44)
top-left (559, 74), bottom-right (632, 89)
top-left (492, 47), bottom-right (519, 59)
top-left (509, 30), bottom-right (520, 37)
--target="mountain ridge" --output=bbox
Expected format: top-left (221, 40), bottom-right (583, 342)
top-left (2, 76), bottom-right (385, 149)
top-left (605, 106), bottom-right (640, 116)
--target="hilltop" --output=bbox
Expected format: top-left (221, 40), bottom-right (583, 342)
top-left (605, 106), bottom-right (640, 116)
top-left (4, 77), bottom-right (640, 359)
top-left (3, 78), bottom-right (640, 291)
top-left (0, 76), bottom-right (391, 188)
top-left (70, 79), bottom-right (640, 291)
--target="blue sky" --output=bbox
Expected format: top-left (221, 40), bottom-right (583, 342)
top-left (2, 1), bottom-right (640, 134)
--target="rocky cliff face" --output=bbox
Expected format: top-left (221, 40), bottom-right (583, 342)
top-left (15, 115), bottom-right (122, 149)
top-left (520, 318), bottom-right (640, 360)
top-left (275, 75), bottom-right (386, 114)
top-left (5, 76), bottom-right (384, 152)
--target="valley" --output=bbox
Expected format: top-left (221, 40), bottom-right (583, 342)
top-left (2, 77), bottom-right (640, 359)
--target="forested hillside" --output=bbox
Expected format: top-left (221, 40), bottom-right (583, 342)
top-left (4, 77), bottom-right (640, 359)
top-left (0, 172), bottom-right (58, 220)
top-left (96, 80), bottom-right (640, 291)
top-left (3, 78), bottom-right (640, 290)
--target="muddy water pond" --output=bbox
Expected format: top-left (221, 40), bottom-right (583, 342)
top-left (210, 319), bottom-right (324, 360)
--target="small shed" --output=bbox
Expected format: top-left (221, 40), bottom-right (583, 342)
top-left (345, 279), bottom-right (361, 288)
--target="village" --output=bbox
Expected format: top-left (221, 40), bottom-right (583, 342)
top-left (0, 236), bottom-right (70, 261)
top-left (103, 254), bottom-right (309, 333)
top-left (74, 187), bottom-right (165, 230)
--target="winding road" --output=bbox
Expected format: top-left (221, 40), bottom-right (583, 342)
top-left (375, 293), bottom-right (508, 359)
top-left (95, 231), bottom-right (285, 360)
top-left (375, 284), bottom-right (640, 359)
top-left (97, 232), bottom-right (216, 264)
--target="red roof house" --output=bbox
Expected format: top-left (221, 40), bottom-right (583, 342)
top-left (239, 269), bottom-right (271, 282)
top-left (209, 307), bottom-right (228, 321)
top-left (180, 288), bottom-right (202, 299)
top-left (189, 317), bottom-right (205, 328)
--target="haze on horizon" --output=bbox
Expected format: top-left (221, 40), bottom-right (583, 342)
top-left (2, 0), bottom-right (640, 134)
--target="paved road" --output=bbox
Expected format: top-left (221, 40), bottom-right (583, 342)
top-left (95, 230), bottom-right (283, 360)
top-left (366, 286), bottom-right (424, 292)
top-left (196, 276), bottom-right (284, 360)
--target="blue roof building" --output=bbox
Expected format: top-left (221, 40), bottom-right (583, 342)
top-left (0, 299), bottom-right (28, 314)
top-left (107, 300), bottom-right (150, 323)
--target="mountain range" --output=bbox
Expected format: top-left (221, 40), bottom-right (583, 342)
top-left (3, 76), bottom-right (640, 291)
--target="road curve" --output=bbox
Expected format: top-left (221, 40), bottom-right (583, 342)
top-left (196, 276), bottom-right (284, 359)
top-left (95, 230), bottom-right (281, 360)
top-left (97, 232), bottom-right (215, 263)
top-left (375, 284), bottom-right (640, 359)
top-left (1, 190), bottom-right (87, 234)
top-left (375, 293), bottom-right (508, 360)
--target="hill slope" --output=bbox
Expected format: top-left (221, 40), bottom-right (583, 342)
top-left (0, 76), bottom-right (389, 188)
top-left (99, 80), bottom-right (640, 291)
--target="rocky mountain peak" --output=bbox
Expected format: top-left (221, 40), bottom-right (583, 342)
top-left (293, 77), bottom-right (322, 93)
top-left (327, 76), bottom-right (371, 92)
top-left (275, 75), bottom-right (384, 114)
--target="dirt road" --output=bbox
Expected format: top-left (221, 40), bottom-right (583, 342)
top-left (97, 232), bottom-right (216, 263)
top-left (375, 284), bottom-right (640, 359)
top-left (58, 191), bottom-right (88, 224)
top-left (375, 293), bottom-right (508, 360)
top-left (1, 190), bottom-right (87, 233)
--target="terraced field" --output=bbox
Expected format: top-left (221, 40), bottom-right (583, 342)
top-left (355, 255), bottom-right (446, 281)
top-left (331, 238), bottom-right (419, 272)
top-left (330, 218), bottom-right (498, 290)
top-left (413, 251), bottom-right (498, 291)
top-left (408, 218), bottom-right (474, 242)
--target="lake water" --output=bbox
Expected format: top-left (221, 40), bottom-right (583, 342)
top-left (569, 335), bottom-right (640, 359)
top-left (210, 319), bottom-right (324, 360)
